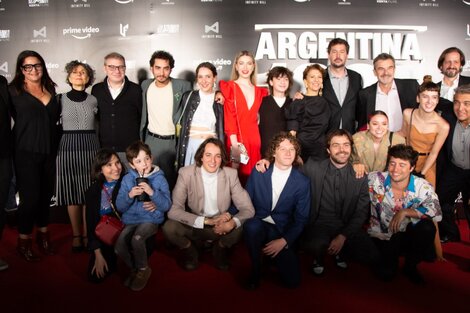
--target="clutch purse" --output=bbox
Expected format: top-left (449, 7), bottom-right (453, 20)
top-left (95, 215), bottom-right (124, 246)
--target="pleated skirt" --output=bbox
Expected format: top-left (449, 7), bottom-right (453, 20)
top-left (56, 130), bottom-right (100, 206)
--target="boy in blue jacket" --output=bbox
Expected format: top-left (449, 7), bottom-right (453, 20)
top-left (116, 140), bottom-right (171, 291)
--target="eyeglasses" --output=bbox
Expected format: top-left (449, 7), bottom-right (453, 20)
top-left (21, 63), bottom-right (43, 72)
top-left (106, 65), bottom-right (126, 72)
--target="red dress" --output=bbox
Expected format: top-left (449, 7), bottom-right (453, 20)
top-left (219, 80), bottom-right (268, 185)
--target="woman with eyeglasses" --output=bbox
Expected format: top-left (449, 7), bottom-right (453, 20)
top-left (56, 60), bottom-right (100, 253)
top-left (9, 50), bottom-right (61, 262)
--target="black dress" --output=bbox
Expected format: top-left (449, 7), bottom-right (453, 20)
top-left (258, 95), bottom-right (292, 157)
top-left (285, 95), bottom-right (331, 162)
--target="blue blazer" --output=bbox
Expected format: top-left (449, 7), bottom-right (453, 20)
top-left (246, 166), bottom-right (311, 247)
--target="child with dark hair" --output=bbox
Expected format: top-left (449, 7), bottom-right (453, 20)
top-left (115, 140), bottom-right (171, 291)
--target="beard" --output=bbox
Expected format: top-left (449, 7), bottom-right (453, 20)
top-left (443, 68), bottom-right (460, 78)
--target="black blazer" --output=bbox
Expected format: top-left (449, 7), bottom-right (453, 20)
top-left (436, 75), bottom-right (470, 114)
top-left (323, 68), bottom-right (363, 134)
top-left (302, 158), bottom-right (370, 238)
top-left (436, 109), bottom-right (459, 183)
top-left (0, 75), bottom-right (12, 158)
top-left (357, 78), bottom-right (419, 129)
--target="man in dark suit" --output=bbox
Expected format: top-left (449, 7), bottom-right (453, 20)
top-left (140, 51), bottom-right (192, 188)
top-left (436, 47), bottom-right (470, 113)
top-left (323, 38), bottom-right (363, 134)
top-left (300, 129), bottom-right (378, 275)
top-left (245, 132), bottom-right (310, 289)
top-left (0, 75), bottom-right (13, 271)
top-left (358, 53), bottom-right (419, 131)
top-left (91, 52), bottom-right (142, 168)
top-left (437, 85), bottom-right (470, 242)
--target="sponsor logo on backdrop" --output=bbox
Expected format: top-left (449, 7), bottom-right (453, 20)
top-left (63, 26), bottom-right (100, 39)
top-left (0, 0), bottom-right (5, 12)
top-left (245, 1), bottom-right (267, 5)
top-left (31, 26), bottom-right (50, 43)
top-left (161, 0), bottom-right (175, 5)
top-left (70, 0), bottom-right (91, 9)
top-left (0, 29), bottom-right (10, 41)
top-left (0, 62), bottom-right (8, 73)
top-left (156, 24), bottom-right (180, 35)
top-left (377, 0), bottom-right (398, 4)
top-left (120, 23), bottom-right (129, 38)
top-left (192, 58), bottom-right (231, 71)
top-left (255, 24), bottom-right (425, 62)
top-left (463, 0), bottom-right (470, 5)
top-left (115, 0), bottom-right (133, 3)
top-left (0, 62), bottom-right (11, 78)
top-left (202, 22), bottom-right (222, 39)
top-left (338, 0), bottom-right (351, 5)
top-left (293, 0), bottom-right (309, 2)
top-left (419, 0), bottom-right (438, 7)
top-left (28, 0), bottom-right (49, 7)
top-left (466, 24), bottom-right (470, 40)
top-left (201, 0), bottom-right (223, 2)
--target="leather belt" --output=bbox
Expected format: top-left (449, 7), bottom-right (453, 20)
top-left (147, 131), bottom-right (175, 140)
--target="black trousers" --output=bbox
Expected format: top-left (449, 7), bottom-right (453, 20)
top-left (373, 219), bottom-right (436, 278)
top-left (0, 156), bottom-right (12, 237)
top-left (14, 151), bottom-right (56, 234)
top-left (300, 223), bottom-right (379, 266)
top-left (244, 218), bottom-right (301, 288)
top-left (437, 162), bottom-right (470, 241)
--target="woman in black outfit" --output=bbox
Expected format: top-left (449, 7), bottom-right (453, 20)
top-left (85, 148), bottom-right (123, 282)
top-left (9, 50), bottom-right (60, 262)
top-left (285, 64), bottom-right (331, 162)
top-left (86, 148), bottom-right (156, 283)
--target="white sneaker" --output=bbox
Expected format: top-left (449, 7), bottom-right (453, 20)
top-left (335, 255), bottom-right (348, 269)
top-left (312, 261), bottom-right (324, 276)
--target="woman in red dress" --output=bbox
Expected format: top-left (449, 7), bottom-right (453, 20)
top-left (220, 51), bottom-right (268, 185)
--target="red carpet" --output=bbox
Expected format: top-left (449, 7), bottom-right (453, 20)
top-left (0, 222), bottom-right (469, 313)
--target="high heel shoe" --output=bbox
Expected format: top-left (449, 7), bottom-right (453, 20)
top-left (72, 235), bottom-right (84, 253)
top-left (36, 231), bottom-right (55, 256)
top-left (17, 237), bottom-right (41, 262)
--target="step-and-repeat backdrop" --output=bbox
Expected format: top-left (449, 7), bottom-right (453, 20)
top-left (0, 0), bottom-right (469, 92)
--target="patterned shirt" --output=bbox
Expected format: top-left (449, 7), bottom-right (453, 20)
top-left (367, 171), bottom-right (442, 240)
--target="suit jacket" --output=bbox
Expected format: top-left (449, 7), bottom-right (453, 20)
top-left (436, 75), bottom-right (470, 114)
top-left (436, 108), bottom-right (460, 182)
top-left (0, 75), bottom-right (12, 158)
top-left (140, 78), bottom-right (192, 140)
top-left (168, 165), bottom-right (255, 227)
top-left (323, 68), bottom-right (363, 134)
top-left (303, 158), bottom-right (370, 238)
top-left (91, 76), bottom-right (142, 151)
top-left (358, 78), bottom-right (419, 129)
top-left (245, 166), bottom-right (310, 247)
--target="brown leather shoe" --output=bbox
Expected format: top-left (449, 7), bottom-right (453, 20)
top-left (36, 231), bottom-right (55, 256)
top-left (17, 238), bottom-right (41, 262)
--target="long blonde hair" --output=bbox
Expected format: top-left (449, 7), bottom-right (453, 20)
top-left (230, 50), bottom-right (257, 85)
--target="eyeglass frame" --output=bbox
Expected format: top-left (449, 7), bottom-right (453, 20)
top-left (106, 65), bottom-right (126, 72)
top-left (21, 63), bottom-right (43, 72)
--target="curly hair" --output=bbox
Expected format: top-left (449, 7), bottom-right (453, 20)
top-left (149, 50), bottom-right (175, 69)
top-left (65, 60), bottom-right (95, 88)
top-left (265, 132), bottom-right (301, 167)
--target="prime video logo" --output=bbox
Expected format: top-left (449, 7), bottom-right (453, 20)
top-left (63, 26), bottom-right (99, 39)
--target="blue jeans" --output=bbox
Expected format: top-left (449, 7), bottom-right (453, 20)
top-left (115, 223), bottom-right (158, 269)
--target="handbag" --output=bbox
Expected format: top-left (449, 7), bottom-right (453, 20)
top-left (95, 214), bottom-right (124, 246)
top-left (95, 185), bottom-right (124, 246)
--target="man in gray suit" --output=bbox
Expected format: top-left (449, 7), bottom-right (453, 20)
top-left (140, 51), bottom-right (192, 188)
